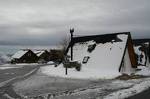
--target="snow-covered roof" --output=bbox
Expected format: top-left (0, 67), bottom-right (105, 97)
top-left (12, 50), bottom-right (28, 59)
top-left (33, 50), bottom-right (46, 57)
top-left (67, 33), bottom-right (129, 78)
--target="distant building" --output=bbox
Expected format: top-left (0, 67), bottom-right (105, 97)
top-left (11, 49), bottom-right (38, 63)
top-left (33, 50), bottom-right (50, 63)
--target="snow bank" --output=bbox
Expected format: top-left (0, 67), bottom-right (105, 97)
top-left (38, 65), bottom-right (150, 80)
top-left (136, 66), bottom-right (150, 76)
top-left (40, 64), bottom-right (122, 79)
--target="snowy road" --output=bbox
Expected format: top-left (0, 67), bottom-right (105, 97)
top-left (127, 88), bottom-right (150, 99)
top-left (0, 65), bottom-right (37, 83)
top-left (14, 76), bottom-right (150, 99)
top-left (0, 64), bottom-right (49, 98)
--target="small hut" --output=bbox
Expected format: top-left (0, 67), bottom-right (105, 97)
top-left (33, 50), bottom-right (50, 63)
top-left (11, 49), bottom-right (38, 63)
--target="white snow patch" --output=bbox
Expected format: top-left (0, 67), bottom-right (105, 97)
top-left (136, 66), bottom-right (150, 76)
top-left (134, 46), bottom-right (146, 65)
top-left (33, 50), bottom-right (45, 57)
top-left (40, 64), bottom-right (122, 79)
top-left (47, 61), bottom-right (55, 64)
top-left (0, 67), bottom-right (20, 69)
top-left (117, 34), bottom-right (128, 41)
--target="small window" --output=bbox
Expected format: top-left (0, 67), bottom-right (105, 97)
top-left (28, 53), bottom-right (31, 56)
top-left (87, 44), bottom-right (96, 53)
top-left (82, 56), bottom-right (90, 64)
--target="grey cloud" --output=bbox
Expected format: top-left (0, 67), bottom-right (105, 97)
top-left (0, 0), bottom-right (150, 45)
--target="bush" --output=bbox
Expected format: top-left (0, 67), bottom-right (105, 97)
top-left (75, 63), bottom-right (81, 71)
top-left (63, 61), bottom-right (81, 71)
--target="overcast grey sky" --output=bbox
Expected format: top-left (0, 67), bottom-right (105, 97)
top-left (0, 0), bottom-right (150, 45)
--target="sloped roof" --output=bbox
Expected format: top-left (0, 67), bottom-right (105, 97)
top-left (133, 39), bottom-right (150, 46)
top-left (12, 50), bottom-right (28, 59)
top-left (67, 33), bottom-right (131, 78)
top-left (66, 32), bottom-right (129, 53)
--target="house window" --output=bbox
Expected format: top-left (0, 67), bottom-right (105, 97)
top-left (82, 56), bottom-right (90, 64)
top-left (28, 53), bottom-right (31, 56)
top-left (87, 44), bottom-right (96, 53)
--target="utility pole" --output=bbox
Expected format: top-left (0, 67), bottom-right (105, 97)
top-left (65, 28), bottom-right (74, 75)
top-left (70, 28), bottom-right (74, 61)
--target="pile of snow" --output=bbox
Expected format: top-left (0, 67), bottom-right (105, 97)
top-left (47, 61), bottom-right (55, 65)
top-left (136, 66), bottom-right (150, 76)
top-left (0, 53), bottom-right (11, 65)
top-left (40, 34), bottom-right (134, 79)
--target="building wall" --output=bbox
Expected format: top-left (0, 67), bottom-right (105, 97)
top-left (15, 50), bottom-right (38, 63)
top-left (121, 48), bottom-right (135, 74)
top-left (127, 35), bottom-right (137, 68)
top-left (38, 51), bottom-right (50, 61)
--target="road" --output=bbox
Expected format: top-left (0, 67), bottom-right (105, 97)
top-left (0, 65), bottom-right (37, 83)
top-left (0, 64), bottom-right (41, 99)
top-left (127, 88), bottom-right (150, 99)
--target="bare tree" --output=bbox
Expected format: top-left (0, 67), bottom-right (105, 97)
top-left (59, 36), bottom-right (70, 53)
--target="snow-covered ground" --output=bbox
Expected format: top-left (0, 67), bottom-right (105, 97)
top-left (16, 72), bottom-right (150, 99)
top-left (11, 62), bottom-right (150, 99)
top-left (38, 62), bottom-right (150, 98)
top-left (40, 64), bottom-right (122, 79)
top-left (103, 65), bottom-right (150, 99)
top-left (136, 66), bottom-right (150, 76)
top-left (104, 78), bottom-right (150, 99)
top-left (40, 64), bottom-right (143, 80)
